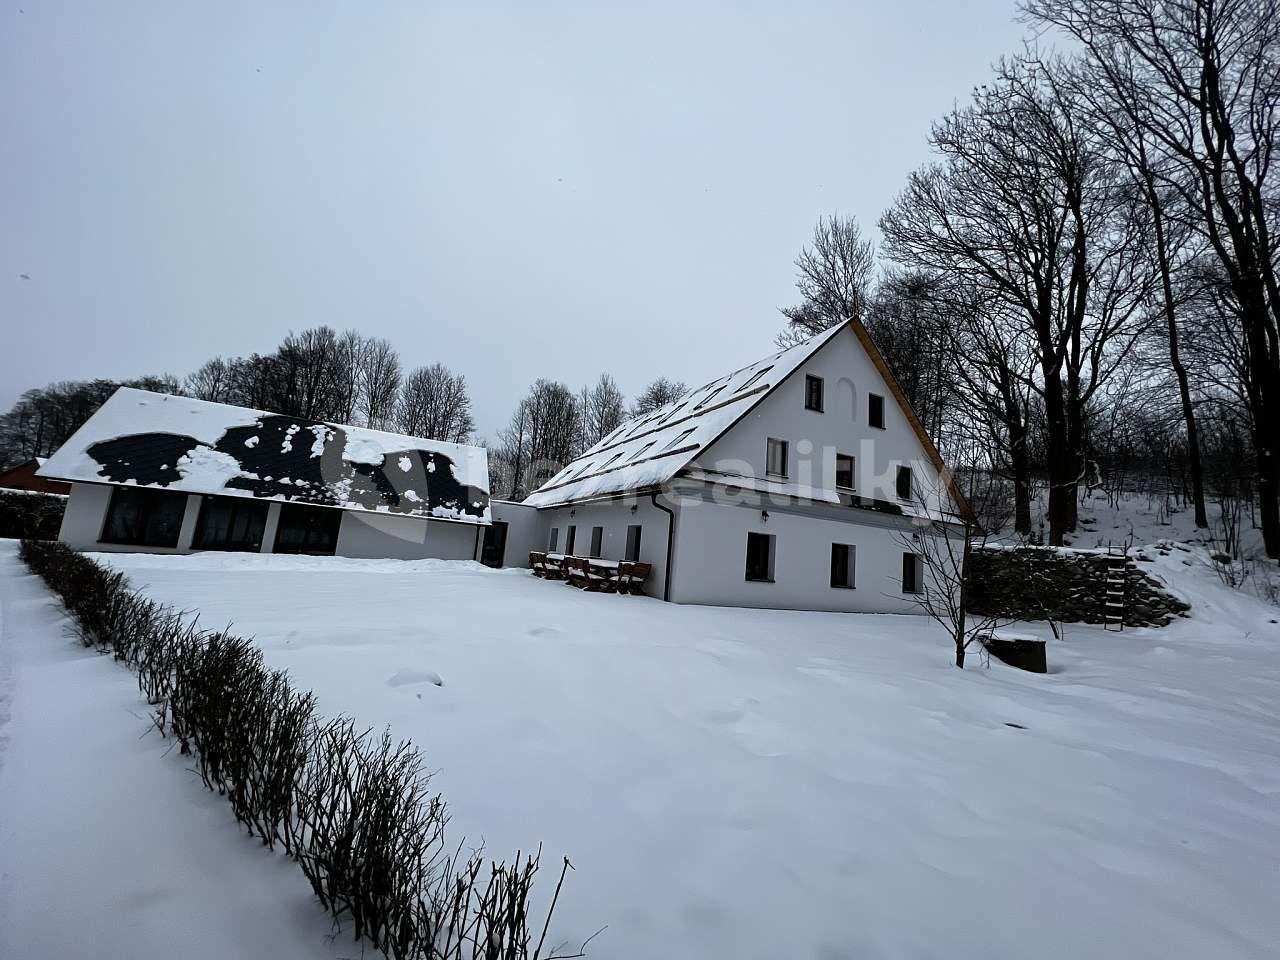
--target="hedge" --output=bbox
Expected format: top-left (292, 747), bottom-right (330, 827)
top-left (19, 539), bottom-right (583, 960)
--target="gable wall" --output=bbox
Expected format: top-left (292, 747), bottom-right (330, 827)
top-left (691, 327), bottom-right (952, 517)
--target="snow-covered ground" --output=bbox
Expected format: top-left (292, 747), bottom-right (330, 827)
top-left (0, 542), bottom-right (351, 960)
top-left (16, 539), bottom-right (1267, 959)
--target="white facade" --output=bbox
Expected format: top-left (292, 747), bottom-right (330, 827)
top-left (44, 323), bottom-right (962, 613)
top-left (509, 322), bottom-right (966, 612)
top-left (57, 482), bottom-right (483, 561)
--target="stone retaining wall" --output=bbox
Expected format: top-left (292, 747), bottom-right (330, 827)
top-left (968, 546), bottom-right (1191, 627)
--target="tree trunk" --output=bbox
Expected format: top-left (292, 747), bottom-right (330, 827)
top-left (1043, 373), bottom-right (1072, 546)
top-left (1145, 171), bottom-right (1208, 529)
top-left (955, 533), bottom-right (972, 669)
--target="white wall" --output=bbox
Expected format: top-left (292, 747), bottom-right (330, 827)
top-left (335, 511), bottom-right (480, 561)
top-left (693, 327), bottom-right (953, 518)
top-left (58, 482), bottom-right (201, 554)
top-left (537, 497), bottom-right (673, 598)
top-left (668, 492), bottom-right (938, 613)
top-left (489, 500), bottom-right (543, 568)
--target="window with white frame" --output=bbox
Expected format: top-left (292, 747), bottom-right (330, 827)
top-left (836, 453), bottom-right (855, 490)
top-left (745, 532), bottom-right (775, 582)
top-left (766, 437), bottom-right (788, 478)
top-left (830, 543), bottom-right (856, 588)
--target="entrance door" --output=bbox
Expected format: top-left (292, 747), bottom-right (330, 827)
top-left (481, 520), bottom-right (509, 567)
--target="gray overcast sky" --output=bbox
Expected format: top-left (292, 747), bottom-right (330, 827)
top-left (2, 1), bottom-right (1026, 439)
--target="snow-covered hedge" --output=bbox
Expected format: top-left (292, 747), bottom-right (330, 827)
top-left (0, 489), bottom-right (64, 539)
top-left (18, 539), bottom-right (581, 960)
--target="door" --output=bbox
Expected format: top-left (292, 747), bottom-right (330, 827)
top-left (480, 520), bottom-right (509, 568)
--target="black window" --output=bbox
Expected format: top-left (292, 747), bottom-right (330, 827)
top-left (745, 532), bottom-right (775, 583)
top-left (589, 526), bottom-right (604, 558)
top-left (193, 496), bottom-right (269, 552)
top-left (902, 552), bottom-right (922, 594)
top-left (101, 487), bottom-right (187, 548)
top-left (831, 543), bottom-right (856, 588)
top-left (625, 524), bottom-right (642, 562)
top-left (565, 524), bottom-right (577, 555)
top-left (896, 465), bottom-right (913, 500)
top-left (766, 438), bottom-right (788, 477)
top-left (548, 527), bottom-right (559, 552)
top-left (869, 393), bottom-right (885, 429)
top-left (836, 453), bottom-right (855, 490)
top-left (273, 503), bottom-right (341, 555)
top-left (805, 374), bottom-right (824, 412)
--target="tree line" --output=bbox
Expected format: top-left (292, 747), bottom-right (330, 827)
top-left (776, 0), bottom-right (1280, 556)
top-left (0, 324), bottom-right (686, 502)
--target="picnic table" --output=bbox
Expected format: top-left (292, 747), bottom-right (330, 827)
top-left (530, 552), bottom-right (650, 595)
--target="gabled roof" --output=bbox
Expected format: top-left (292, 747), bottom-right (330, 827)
top-left (524, 323), bottom-right (846, 508)
top-left (525, 320), bottom-right (975, 523)
top-left (38, 388), bottom-right (491, 524)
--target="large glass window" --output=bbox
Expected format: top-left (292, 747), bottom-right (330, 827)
top-left (193, 495), bottom-right (269, 552)
top-left (589, 526), bottom-right (604, 558)
top-left (745, 532), bottom-right (775, 583)
top-left (100, 487), bottom-right (187, 548)
top-left (548, 527), bottom-right (559, 552)
top-left (273, 503), bottom-right (341, 555)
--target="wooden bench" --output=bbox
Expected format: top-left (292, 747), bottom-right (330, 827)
top-left (564, 556), bottom-right (593, 589)
top-left (616, 561), bottom-right (652, 595)
top-left (529, 551), bottom-right (548, 577)
top-left (542, 553), bottom-right (567, 581)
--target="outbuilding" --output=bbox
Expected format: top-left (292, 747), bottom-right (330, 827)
top-left (37, 388), bottom-right (497, 561)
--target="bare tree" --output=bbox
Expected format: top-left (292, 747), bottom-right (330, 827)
top-left (1024, 0), bottom-right (1280, 553)
top-left (357, 337), bottom-right (402, 430)
top-left (184, 358), bottom-right (234, 403)
top-left (629, 377), bottom-right (687, 419)
top-left (881, 55), bottom-right (1153, 546)
top-left (395, 363), bottom-right (475, 443)
top-left (578, 373), bottom-right (625, 448)
top-left (894, 483), bottom-right (1006, 669)
top-left (776, 213), bottom-right (876, 348)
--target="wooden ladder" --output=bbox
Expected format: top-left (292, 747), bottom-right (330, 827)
top-left (1103, 544), bottom-right (1128, 631)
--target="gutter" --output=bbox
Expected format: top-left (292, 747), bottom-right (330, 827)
top-left (649, 491), bottom-right (676, 602)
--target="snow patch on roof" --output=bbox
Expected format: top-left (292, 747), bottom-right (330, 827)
top-left (38, 388), bottom-right (491, 523)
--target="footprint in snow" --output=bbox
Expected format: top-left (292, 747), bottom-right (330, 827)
top-left (386, 669), bottom-right (443, 688)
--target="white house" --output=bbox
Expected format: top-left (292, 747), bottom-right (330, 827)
top-left (503, 319), bottom-right (971, 613)
top-left (37, 388), bottom-right (498, 561)
top-left (36, 321), bottom-right (968, 613)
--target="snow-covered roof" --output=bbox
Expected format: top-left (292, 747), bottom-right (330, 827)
top-left (524, 324), bottom-right (846, 508)
top-left (38, 388), bottom-right (491, 524)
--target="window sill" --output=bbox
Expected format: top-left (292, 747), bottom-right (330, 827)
top-left (830, 584), bottom-right (856, 590)
top-left (805, 406), bottom-right (824, 414)
top-left (745, 577), bottom-right (775, 584)
top-left (764, 472), bottom-right (788, 480)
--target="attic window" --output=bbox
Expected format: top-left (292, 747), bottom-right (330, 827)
top-left (661, 428), bottom-right (696, 452)
top-left (805, 375), bottom-right (824, 412)
top-left (739, 366), bottom-right (773, 392)
top-left (869, 393), bottom-right (886, 429)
